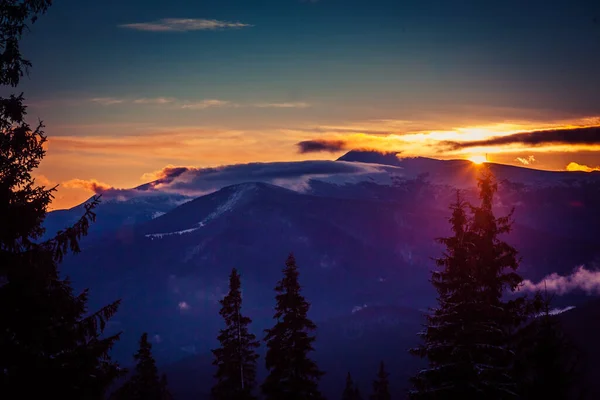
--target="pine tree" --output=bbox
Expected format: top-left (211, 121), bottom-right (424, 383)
top-left (160, 373), bottom-right (174, 400)
top-left (410, 190), bottom-right (477, 398)
top-left (354, 386), bottom-right (363, 400)
top-left (410, 170), bottom-right (530, 399)
top-left (343, 372), bottom-right (357, 400)
top-left (370, 361), bottom-right (391, 400)
top-left (112, 333), bottom-right (162, 400)
top-left (467, 170), bottom-right (529, 396)
top-left (211, 268), bottom-right (260, 400)
top-left (0, 1), bottom-right (122, 397)
top-left (513, 292), bottom-right (582, 399)
top-left (342, 372), bottom-right (363, 400)
top-left (262, 253), bottom-right (324, 400)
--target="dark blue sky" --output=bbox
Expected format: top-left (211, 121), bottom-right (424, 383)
top-left (23, 0), bottom-right (600, 113)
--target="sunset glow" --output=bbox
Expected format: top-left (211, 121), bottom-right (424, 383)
top-left (14, 0), bottom-right (600, 210)
top-left (468, 155), bottom-right (487, 164)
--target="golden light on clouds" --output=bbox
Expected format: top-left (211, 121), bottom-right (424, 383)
top-left (566, 162), bottom-right (600, 173)
top-left (37, 115), bottom-right (600, 209)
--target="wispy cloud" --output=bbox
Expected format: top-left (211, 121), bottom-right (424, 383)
top-left (180, 99), bottom-right (233, 110)
top-left (90, 97), bottom-right (125, 106)
top-left (442, 126), bottom-right (600, 151)
top-left (254, 102), bottom-right (311, 109)
top-left (515, 155), bottom-right (536, 165)
top-left (84, 96), bottom-right (313, 110)
top-left (566, 162), bottom-right (600, 172)
top-left (133, 97), bottom-right (176, 105)
top-left (140, 165), bottom-right (195, 182)
top-left (297, 139), bottom-right (349, 153)
top-left (120, 18), bottom-right (252, 32)
top-left (62, 178), bottom-right (114, 194)
top-left (520, 266), bottom-right (600, 295)
top-left (34, 175), bottom-right (56, 187)
top-left (179, 100), bottom-right (312, 110)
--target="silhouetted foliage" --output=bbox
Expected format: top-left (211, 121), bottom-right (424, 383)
top-left (262, 253), bottom-right (324, 400)
top-left (112, 333), bottom-right (162, 400)
top-left (354, 386), bottom-right (364, 400)
top-left (513, 292), bottom-right (584, 400)
top-left (342, 372), bottom-right (363, 400)
top-left (0, 0), bottom-right (52, 88)
top-left (160, 373), bottom-right (174, 400)
top-left (370, 361), bottom-right (391, 400)
top-left (410, 170), bottom-right (531, 399)
top-left (211, 268), bottom-right (260, 400)
top-left (0, 1), bottom-right (123, 397)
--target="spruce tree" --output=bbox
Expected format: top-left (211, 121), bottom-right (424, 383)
top-left (211, 268), bottom-right (260, 400)
top-left (342, 372), bottom-right (357, 400)
top-left (410, 191), bottom-right (476, 398)
top-left (160, 373), bottom-right (174, 400)
top-left (354, 385), bottom-right (362, 400)
top-left (0, 1), bottom-right (122, 397)
top-left (467, 170), bottom-right (529, 396)
top-left (354, 386), bottom-right (364, 400)
top-left (370, 361), bottom-right (391, 400)
top-left (410, 170), bottom-right (529, 399)
top-left (513, 293), bottom-right (582, 399)
top-left (112, 333), bottom-right (162, 400)
top-left (342, 372), bottom-right (364, 400)
top-left (262, 253), bottom-right (324, 400)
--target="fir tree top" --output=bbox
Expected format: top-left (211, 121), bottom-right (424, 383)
top-left (262, 253), bottom-right (324, 400)
top-left (370, 361), bottom-right (391, 400)
top-left (211, 267), bottom-right (260, 400)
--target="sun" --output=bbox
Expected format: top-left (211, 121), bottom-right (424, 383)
top-left (468, 154), bottom-right (487, 164)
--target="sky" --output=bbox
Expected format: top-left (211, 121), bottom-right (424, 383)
top-left (10, 0), bottom-right (600, 209)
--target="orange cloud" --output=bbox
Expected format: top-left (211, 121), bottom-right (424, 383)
top-left (37, 114), bottom-right (600, 210)
top-left (62, 178), bottom-right (114, 193)
top-left (34, 174), bottom-right (56, 187)
top-left (566, 162), bottom-right (600, 172)
top-left (515, 155), bottom-right (536, 165)
top-left (140, 164), bottom-right (198, 182)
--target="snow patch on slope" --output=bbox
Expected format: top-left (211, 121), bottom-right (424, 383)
top-left (145, 184), bottom-right (256, 239)
top-left (151, 211), bottom-right (166, 219)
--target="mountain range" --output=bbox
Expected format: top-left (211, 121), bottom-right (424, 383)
top-left (45, 151), bottom-right (600, 398)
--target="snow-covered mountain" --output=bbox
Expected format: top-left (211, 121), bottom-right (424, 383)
top-left (42, 192), bottom-right (191, 242)
top-left (44, 151), bottom-right (600, 382)
top-left (44, 151), bottom-right (600, 242)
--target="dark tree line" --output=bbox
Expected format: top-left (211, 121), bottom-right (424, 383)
top-left (110, 332), bottom-right (173, 400)
top-left (0, 1), bottom-right (173, 398)
top-left (211, 254), bottom-right (325, 400)
top-left (211, 255), bottom-right (394, 400)
top-left (0, 1), bottom-right (124, 398)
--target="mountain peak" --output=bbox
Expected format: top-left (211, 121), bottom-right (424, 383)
top-left (337, 150), bottom-right (404, 166)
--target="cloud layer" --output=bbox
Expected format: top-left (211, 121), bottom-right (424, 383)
top-left (144, 160), bottom-right (404, 197)
top-left (120, 18), bottom-right (252, 32)
top-left (62, 178), bottom-right (113, 194)
top-left (443, 126), bottom-right (600, 151)
top-left (297, 139), bottom-right (349, 153)
top-left (90, 97), bottom-right (124, 106)
top-left (520, 266), bottom-right (600, 295)
top-left (62, 160), bottom-right (405, 205)
top-left (515, 155), bottom-right (536, 165)
top-left (87, 97), bottom-right (310, 110)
